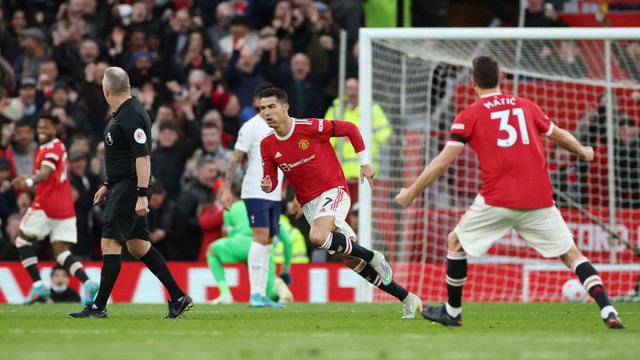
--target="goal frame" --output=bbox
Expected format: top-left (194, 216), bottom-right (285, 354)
top-left (357, 27), bottom-right (640, 302)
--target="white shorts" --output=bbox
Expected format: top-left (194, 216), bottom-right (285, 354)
top-left (302, 187), bottom-right (356, 240)
top-left (19, 208), bottom-right (77, 243)
top-left (454, 195), bottom-right (574, 258)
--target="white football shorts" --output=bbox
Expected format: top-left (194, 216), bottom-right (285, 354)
top-left (19, 208), bottom-right (77, 243)
top-left (454, 195), bottom-right (574, 258)
top-left (302, 187), bottom-right (356, 240)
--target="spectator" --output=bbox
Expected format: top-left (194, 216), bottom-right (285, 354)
top-left (9, 119), bottom-right (36, 177)
top-left (164, 8), bottom-right (195, 63)
top-left (225, 42), bottom-right (266, 109)
top-left (176, 157), bottom-right (219, 260)
top-left (218, 16), bottom-right (260, 58)
top-left (614, 41), bottom-right (640, 82)
top-left (324, 78), bottom-right (392, 185)
top-left (178, 30), bottom-right (217, 75)
top-left (261, 50), bottom-right (337, 118)
top-left (16, 77), bottom-right (38, 125)
top-left (0, 156), bottom-right (16, 227)
top-left (36, 59), bottom-right (61, 106)
top-left (13, 27), bottom-right (49, 78)
top-left (198, 178), bottom-right (225, 262)
top-left (206, 1), bottom-right (233, 55)
top-left (48, 265), bottom-right (81, 303)
top-left (615, 118), bottom-right (640, 208)
top-left (126, 50), bottom-right (161, 90)
top-left (531, 40), bottom-right (586, 79)
top-left (0, 54), bottom-right (17, 96)
top-left (412, 0), bottom-right (449, 27)
top-left (151, 121), bottom-right (198, 201)
top-left (1, 9), bottom-right (28, 65)
top-left (0, 213), bottom-right (21, 260)
top-left (549, 146), bottom-right (580, 207)
top-left (68, 150), bottom-right (99, 259)
top-left (77, 60), bottom-right (110, 143)
top-left (493, 0), bottom-right (567, 28)
top-left (184, 120), bottom-right (230, 182)
top-left (574, 92), bottom-right (636, 204)
top-left (148, 182), bottom-right (180, 260)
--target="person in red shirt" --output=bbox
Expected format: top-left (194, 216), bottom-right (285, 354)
top-left (12, 112), bottom-right (99, 306)
top-left (396, 56), bottom-right (623, 329)
top-left (259, 86), bottom-right (422, 318)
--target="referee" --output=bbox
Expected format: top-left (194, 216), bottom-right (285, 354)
top-left (69, 67), bottom-right (193, 319)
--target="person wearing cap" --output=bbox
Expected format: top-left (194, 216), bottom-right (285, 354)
top-left (14, 27), bottom-right (48, 79)
top-left (17, 77), bottom-right (38, 125)
top-left (11, 111), bottom-right (99, 306)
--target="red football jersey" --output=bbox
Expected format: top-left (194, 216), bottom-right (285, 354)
top-left (261, 118), bottom-right (354, 206)
top-left (31, 139), bottom-right (75, 219)
top-left (449, 93), bottom-right (555, 209)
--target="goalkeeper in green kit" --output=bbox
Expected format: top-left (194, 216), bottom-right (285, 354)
top-left (206, 185), bottom-right (294, 305)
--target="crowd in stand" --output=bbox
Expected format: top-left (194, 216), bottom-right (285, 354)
top-left (0, 0), bottom-right (638, 262)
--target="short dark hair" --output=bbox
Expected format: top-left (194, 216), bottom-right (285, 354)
top-left (230, 15), bottom-right (250, 27)
top-left (15, 118), bottom-right (33, 130)
top-left (254, 82), bottom-right (275, 98)
top-left (472, 56), bottom-right (500, 89)
top-left (37, 111), bottom-right (60, 125)
top-left (51, 265), bottom-right (69, 277)
top-left (201, 121), bottom-right (220, 132)
top-left (257, 86), bottom-right (288, 104)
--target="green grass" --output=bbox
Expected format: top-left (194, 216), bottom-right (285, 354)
top-left (0, 303), bottom-right (638, 360)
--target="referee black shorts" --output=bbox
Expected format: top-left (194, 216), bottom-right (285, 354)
top-left (102, 179), bottom-right (150, 243)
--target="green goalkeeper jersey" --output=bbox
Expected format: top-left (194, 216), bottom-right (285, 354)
top-left (223, 201), bottom-right (254, 239)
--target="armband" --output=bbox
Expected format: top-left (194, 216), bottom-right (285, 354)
top-left (25, 178), bottom-right (34, 187)
top-left (137, 187), bottom-right (149, 197)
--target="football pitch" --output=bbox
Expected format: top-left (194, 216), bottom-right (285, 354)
top-left (1, 303), bottom-right (638, 360)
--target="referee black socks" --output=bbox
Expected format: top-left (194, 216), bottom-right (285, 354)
top-left (93, 254), bottom-right (121, 310)
top-left (141, 247), bottom-right (185, 301)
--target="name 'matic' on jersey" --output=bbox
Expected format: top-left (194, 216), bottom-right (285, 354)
top-left (260, 118), bottom-right (348, 206)
top-left (103, 98), bottom-right (151, 182)
top-left (449, 93), bottom-right (555, 209)
top-left (32, 139), bottom-right (75, 219)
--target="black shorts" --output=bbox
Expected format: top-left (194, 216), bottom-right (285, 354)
top-left (102, 179), bottom-right (149, 243)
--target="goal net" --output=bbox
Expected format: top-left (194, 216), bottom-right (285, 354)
top-left (358, 28), bottom-right (640, 302)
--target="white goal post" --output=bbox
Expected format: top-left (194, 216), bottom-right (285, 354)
top-left (358, 27), bottom-right (640, 303)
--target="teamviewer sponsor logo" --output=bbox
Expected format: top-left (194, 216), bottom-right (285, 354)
top-left (278, 154), bottom-right (316, 172)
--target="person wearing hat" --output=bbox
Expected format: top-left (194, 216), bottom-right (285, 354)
top-left (14, 27), bottom-right (49, 79)
top-left (17, 77), bottom-right (38, 125)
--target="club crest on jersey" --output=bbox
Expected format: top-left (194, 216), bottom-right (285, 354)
top-left (134, 128), bottom-right (147, 144)
top-left (106, 132), bottom-right (113, 145)
top-left (298, 139), bottom-right (309, 150)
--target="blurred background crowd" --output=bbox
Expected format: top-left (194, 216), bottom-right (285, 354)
top-left (0, 0), bottom-right (638, 263)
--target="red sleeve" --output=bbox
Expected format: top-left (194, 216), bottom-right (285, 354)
top-left (449, 109), bottom-right (474, 144)
top-left (260, 139), bottom-right (279, 192)
top-left (198, 203), bottom-right (224, 231)
top-left (331, 120), bottom-right (366, 153)
top-left (529, 101), bottom-right (553, 135)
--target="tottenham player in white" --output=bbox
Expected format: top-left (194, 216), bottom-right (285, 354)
top-left (220, 83), bottom-right (286, 307)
